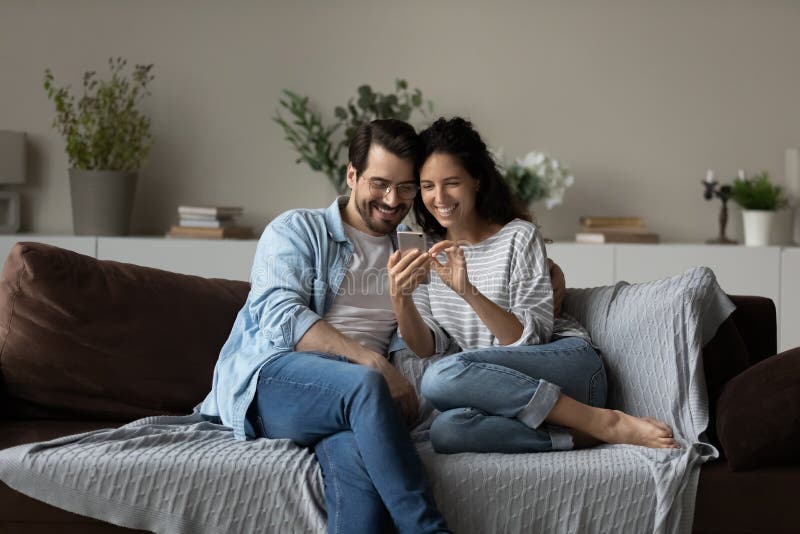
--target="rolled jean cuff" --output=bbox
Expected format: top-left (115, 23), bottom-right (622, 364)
top-left (548, 425), bottom-right (574, 451)
top-left (517, 380), bottom-right (561, 429)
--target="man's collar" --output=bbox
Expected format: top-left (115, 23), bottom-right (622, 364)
top-left (324, 196), bottom-right (350, 243)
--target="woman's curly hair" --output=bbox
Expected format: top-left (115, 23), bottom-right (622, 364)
top-left (414, 117), bottom-right (530, 237)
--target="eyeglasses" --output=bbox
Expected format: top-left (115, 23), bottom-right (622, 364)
top-left (367, 179), bottom-right (419, 200)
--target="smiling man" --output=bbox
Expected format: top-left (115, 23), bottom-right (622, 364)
top-left (201, 119), bottom-right (451, 534)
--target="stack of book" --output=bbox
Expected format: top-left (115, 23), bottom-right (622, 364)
top-left (575, 216), bottom-right (660, 244)
top-left (167, 206), bottom-right (253, 239)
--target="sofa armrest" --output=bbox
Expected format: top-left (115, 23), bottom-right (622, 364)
top-left (727, 295), bottom-right (777, 366)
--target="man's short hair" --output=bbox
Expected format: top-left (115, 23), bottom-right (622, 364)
top-left (348, 119), bottom-right (422, 179)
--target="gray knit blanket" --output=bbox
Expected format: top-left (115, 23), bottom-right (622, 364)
top-left (0, 267), bottom-right (734, 534)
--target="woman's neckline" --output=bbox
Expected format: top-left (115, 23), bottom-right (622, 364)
top-left (445, 219), bottom-right (519, 247)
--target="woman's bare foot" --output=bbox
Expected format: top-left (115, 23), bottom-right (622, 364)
top-left (597, 410), bottom-right (679, 449)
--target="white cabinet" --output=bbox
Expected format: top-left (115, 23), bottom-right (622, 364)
top-left (1, 235), bottom-right (797, 351)
top-left (548, 243), bottom-right (614, 288)
top-left (781, 248), bottom-right (800, 351)
top-left (96, 237), bottom-right (257, 281)
top-left (614, 244), bottom-right (782, 306)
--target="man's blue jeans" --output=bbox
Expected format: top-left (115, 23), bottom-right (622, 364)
top-left (421, 337), bottom-right (607, 454)
top-left (248, 351), bottom-right (449, 534)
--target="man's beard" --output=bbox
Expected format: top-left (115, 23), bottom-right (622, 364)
top-left (355, 195), bottom-right (409, 234)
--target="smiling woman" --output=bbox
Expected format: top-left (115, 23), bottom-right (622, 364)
top-left (393, 116), bottom-right (678, 456)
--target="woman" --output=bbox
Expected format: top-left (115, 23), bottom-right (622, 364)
top-left (387, 117), bottom-right (677, 453)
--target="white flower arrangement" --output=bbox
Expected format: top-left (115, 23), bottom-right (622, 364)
top-left (495, 149), bottom-right (575, 209)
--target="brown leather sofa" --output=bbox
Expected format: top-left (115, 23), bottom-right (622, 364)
top-left (0, 242), bottom-right (798, 534)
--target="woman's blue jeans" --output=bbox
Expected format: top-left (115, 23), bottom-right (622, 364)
top-left (248, 351), bottom-right (449, 534)
top-left (421, 337), bottom-right (607, 454)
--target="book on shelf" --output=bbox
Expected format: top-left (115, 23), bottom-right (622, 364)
top-left (579, 216), bottom-right (645, 228)
top-left (167, 225), bottom-right (254, 240)
top-left (578, 225), bottom-right (651, 234)
top-left (177, 205), bottom-right (244, 218)
top-left (178, 213), bottom-right (237, 222)
top-left (178, 218), bottom-right (236, 229)
top-left (575, 231), bottom-right (660, 244)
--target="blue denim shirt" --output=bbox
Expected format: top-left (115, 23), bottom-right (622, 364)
top-left (200, 197), bottom-right (452, 440)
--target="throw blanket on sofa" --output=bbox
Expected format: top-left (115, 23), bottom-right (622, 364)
top-left (0, 267), bottom-right (734, 534)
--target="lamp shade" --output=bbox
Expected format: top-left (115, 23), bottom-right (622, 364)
top-left (0, 130), bottom-right (26, 184)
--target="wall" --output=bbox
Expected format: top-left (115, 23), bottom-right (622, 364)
top-left (1, 0), bottom-right (798, 241)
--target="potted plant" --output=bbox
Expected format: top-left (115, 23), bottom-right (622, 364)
top-left (44, 58), bottom-right (154, 235)
top-left (495, 149), bottom-right (575, 209)
top-left (730, 170), bottom-right (788, 246)
top-left (273, 80), bottom-right (432, 194)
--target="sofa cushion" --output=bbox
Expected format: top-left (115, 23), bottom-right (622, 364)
top-left (716, 346), bottom-right (800, 471)
top-left (0, 242), bottom-right (250, 421)
top-left (699, 314), bottom-right (750, 449)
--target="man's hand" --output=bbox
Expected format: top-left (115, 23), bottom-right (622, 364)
top-left (548, 259), bottom-right (566, 317)
top-left (368, 353), bottom-right (419, 426)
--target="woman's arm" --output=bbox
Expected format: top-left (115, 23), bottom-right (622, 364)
top-left (430, 227), bottom-right (553, 346)
top-left (429, 240), bottom-right (524, 345)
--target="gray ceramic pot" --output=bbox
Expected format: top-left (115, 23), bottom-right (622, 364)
top-left (69, 169), bottom-right (138, 236)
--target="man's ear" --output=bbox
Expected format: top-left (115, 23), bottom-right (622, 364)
top-left (346, 163), bottom-right (358, 190)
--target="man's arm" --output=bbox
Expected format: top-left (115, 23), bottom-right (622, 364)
top-left (297, 320), bottom-right (419, 425)
top-left (296, 319), bottom-right (382, 367)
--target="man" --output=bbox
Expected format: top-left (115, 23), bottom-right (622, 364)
top-left (201, 119), bottom-right (449, 533)
top-left (201, 119), bottom-right (566, 533)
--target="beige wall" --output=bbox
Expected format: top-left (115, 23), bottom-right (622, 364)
top-left (1, 0), bottom-right (798, 241)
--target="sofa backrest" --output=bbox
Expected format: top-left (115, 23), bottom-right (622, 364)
top-left (0, 242), bottom-right (250, 421)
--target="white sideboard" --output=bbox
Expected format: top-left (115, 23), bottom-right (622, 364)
top-left (0, 236), bottom-right (797, 351)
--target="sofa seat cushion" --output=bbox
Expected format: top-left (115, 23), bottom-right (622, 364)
top-left (694, 460), bottom-right (800, 534)
top-left (0, 242), bottom-right (250, 421)
top-left (0, 418), bottom-right (146, 531)
top-left (0, 419), bottom-right (126, 450)
top-left (716, 347), bottom-right (800, 471)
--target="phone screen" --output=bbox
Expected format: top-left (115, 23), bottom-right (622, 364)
top-left (396, 231), bottom-right (429, 284)
top-left (397, 231), bottom-right (426, 254)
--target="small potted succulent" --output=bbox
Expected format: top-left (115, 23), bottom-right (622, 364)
top-left (44, 58), bottom-right (154, 235)
top-left (730, 170), bottom-right (788, 246)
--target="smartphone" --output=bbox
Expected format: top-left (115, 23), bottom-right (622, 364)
top-left (396, 231), bottom-right (429, 284)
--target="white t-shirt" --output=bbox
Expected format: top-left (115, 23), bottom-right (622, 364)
top-left (323, 223), bottom-right (397, 354)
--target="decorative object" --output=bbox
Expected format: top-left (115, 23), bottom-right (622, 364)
top-left (495, 150), bottom-right (574, 208)
top-left (44, 58), bottom-right (154, 235)
top-left (273, 80), bottom-right (433, 193)
top-left (786, 148), bottom-right (800, 245)
top-left (575, 216), bottom-right (659, 244)
top-left (701, 170), bottom-right (737, 244)
top-left (167, 205), bottom-right (252, 239)
top-left (730, 170), bottom-right (788, 246)
top-left (0, 130), bottom-right (25, 233)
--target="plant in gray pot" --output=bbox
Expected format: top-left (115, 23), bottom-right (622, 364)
top-left (44, 58), bottom-right (154, 235)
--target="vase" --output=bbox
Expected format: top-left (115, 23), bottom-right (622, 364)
top-left (741, 210), bottom-right (775, 246)
top-left (69, 169), bottom-right (138, 236)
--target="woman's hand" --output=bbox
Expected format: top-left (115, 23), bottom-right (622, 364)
top-left (429, 240), bottom-right (473, 297)
top-left (388, 249), bottom-right (431, 301)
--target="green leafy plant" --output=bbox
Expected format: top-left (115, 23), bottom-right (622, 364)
top-left (731, 171), bottom-right (788, 211)
top-left (274, 80), bottom-right (433, 193)
top-left (44, 57), bottom-right (155, 171)
top-left (494, 150), bottom-right (574, 208)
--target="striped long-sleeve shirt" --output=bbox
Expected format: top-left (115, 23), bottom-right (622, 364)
top-left (412, 219), bottom-right (591, 351)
